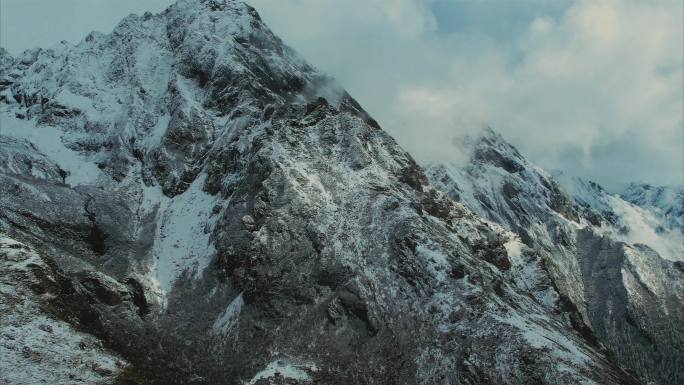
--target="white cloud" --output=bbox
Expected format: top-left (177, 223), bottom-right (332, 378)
top-left (251, 0), bottom-right (683, 189)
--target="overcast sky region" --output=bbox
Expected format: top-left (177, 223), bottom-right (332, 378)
top-left (1, 0), bottom-right (682, 189)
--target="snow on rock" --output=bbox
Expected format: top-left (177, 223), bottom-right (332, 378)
top-left (212, 292), bottom-right (244, 336)
top-left (0, 112), bottom-right (104, 186)
top-left (244, 360), bottom-right (317, 385)
top-left (415, 244), bottom-right (452, 282)
top-left (556, 173), bottom-right (684, 262)
top-left (495, 312), bottom-right (591, 366)
top-left (620, 183), bottom-right (683, 228)
top-left (426, 127), bottom-right (683, 385)
top-left (503, 238), bottom-right (524, 265)
top-left (605, 194), bottom-right (683, 261)
top-left (147, 173), bottom-right (219, 298)
top-left (0, 236), bottom-right (125, 385)
top-left (0, 135), bottom-right (65, 182)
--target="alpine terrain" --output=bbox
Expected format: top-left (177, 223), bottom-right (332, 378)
top-left (426, 129), bottom-right (683, 385)
top-left (0, 1), bottom-right (681, 384)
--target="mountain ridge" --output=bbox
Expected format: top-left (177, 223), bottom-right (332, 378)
top-left (0, 1), bottom-right (677, 384)
top-left (425, 127), bottom-right (683, 385)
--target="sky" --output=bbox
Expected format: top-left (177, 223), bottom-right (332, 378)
top-left (1, 0), bottom-right (682, 189)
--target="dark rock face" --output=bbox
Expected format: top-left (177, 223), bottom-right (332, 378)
top-left (0, 1), bottom-right (658, 384)
top-left (576, 231), bottom-right (684, 385)
top-left (0, 237), bottom-right (134, 383)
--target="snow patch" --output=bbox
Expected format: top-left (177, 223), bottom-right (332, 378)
top-left (147, 174), bottom-right (219, 300)
top-left (143, 114), bottom-right (171, 148)
top-left (212, 292), bottom-right (244, 335)
top-left (621, 245), bottom-right (664, 298)
top-left (496, 312), bottom-right (591, 365)
top-left (0, 112), bottom-right (103, 186)
top-left (244, 360), bottom-right (317, 385)
top-left (416, 244), bottom-right (451, 281)
top-left (0, 237), bottom-right (125, 384)
top-left (605, 195), bottom-right (683, 261)
top-left (504, 238), bottom-right (524, 266)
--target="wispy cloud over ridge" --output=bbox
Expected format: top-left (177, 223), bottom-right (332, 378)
top-left (2, 0), bottom-right (682, 188)
top-left (251, 0), bottom-right (683, 189)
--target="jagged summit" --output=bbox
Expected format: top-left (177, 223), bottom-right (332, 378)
top-left (428, 127), bottom-right (683, 262)
top-left (0, 0), bottom-right (377, 196)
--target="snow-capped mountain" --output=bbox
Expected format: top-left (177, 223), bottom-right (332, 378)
top-left (0, 1), bottom-right (676, 384)
top-left (426, 128), bottom-right (683, 385)
top-left (619, 183), bottom-right (684, 234)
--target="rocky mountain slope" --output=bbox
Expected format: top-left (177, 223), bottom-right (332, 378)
top-left (0, 1), bottom-right (673, 384)
top-left (0, 237), bottom-right (126, 384)
top-left (426, 128), bottom-right (683, 385)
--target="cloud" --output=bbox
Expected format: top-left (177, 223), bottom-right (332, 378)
top-left (251, 0), bottom-right (683, 189)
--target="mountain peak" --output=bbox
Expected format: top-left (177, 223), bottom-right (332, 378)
top-left (0, 0), bottom-right (345, 194)
top-left (443, 127), bottom-right (528, 174)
